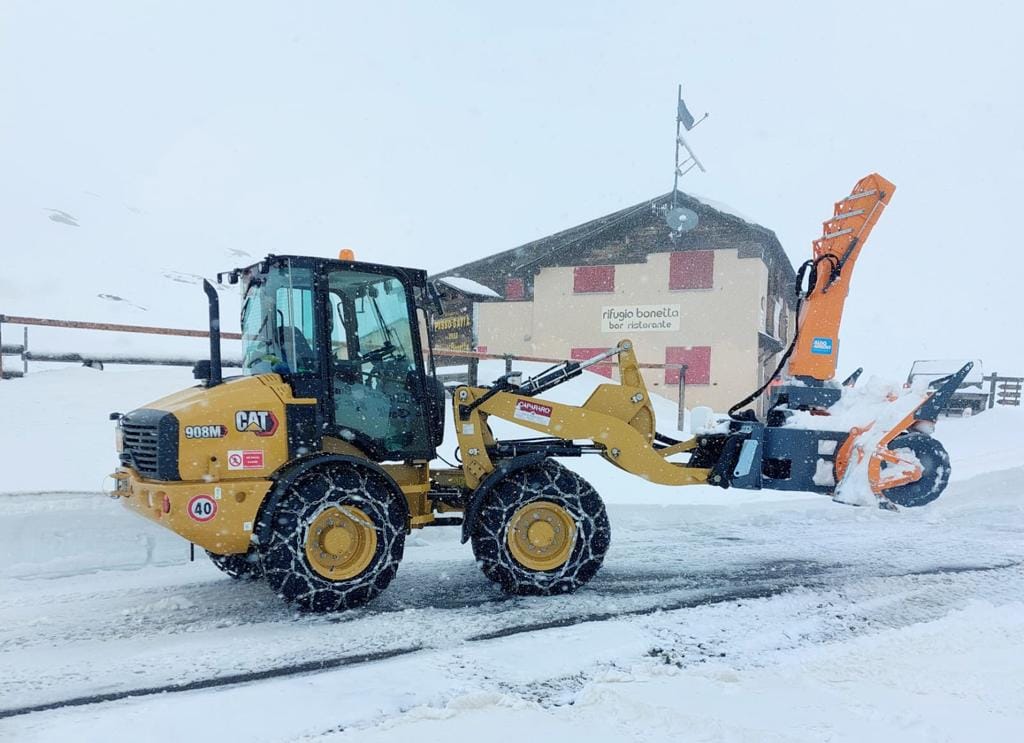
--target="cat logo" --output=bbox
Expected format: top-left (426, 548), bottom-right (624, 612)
top-left (235, 410), bottom-right (279, 437)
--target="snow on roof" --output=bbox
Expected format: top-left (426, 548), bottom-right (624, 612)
top-left (436, 276), bottom-right (500, 298)
top-left (688, 192), bottom-right (755, 224)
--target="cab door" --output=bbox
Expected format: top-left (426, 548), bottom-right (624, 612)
top-left (323, 265), bottom-right (435, 461)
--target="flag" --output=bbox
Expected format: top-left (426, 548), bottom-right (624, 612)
top-left (677, 95), bottom-right (696, 131)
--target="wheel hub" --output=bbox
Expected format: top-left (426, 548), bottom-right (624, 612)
top-left (507, 501), bottom-right (577, 571)
top-left (304, 506), bottom-right (378, 580)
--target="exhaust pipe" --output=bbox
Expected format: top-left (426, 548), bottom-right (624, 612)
top-left (202, 279), bottom-right (223, 387)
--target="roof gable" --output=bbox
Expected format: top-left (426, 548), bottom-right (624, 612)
top-left (435, 191), bottom-right (794, 293)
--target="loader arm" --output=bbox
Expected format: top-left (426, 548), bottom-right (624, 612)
top-left (452, 340), bottom-right (710, 489)
top-left (787, 173), bottom-right (895, 381)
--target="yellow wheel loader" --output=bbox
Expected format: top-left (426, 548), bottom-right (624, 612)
top-left (109, 174), bottom-right (969, 612)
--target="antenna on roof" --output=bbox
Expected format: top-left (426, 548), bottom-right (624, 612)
top-left (671, 83), bottom-right (708, 210)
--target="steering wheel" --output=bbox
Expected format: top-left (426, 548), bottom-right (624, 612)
top-left (356, 343), bottom-right (397, 365)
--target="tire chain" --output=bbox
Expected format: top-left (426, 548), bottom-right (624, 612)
top-left (472, 460), bottom-right (610, 595)
top-left (260, 464), bottom-right (406, 612)
top-left (206, 549), bottom-right (264, 581)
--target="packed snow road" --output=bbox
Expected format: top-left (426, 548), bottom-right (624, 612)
top-left (2, 464), bottom-right (1023, 736)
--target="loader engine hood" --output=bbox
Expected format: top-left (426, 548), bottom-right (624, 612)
top-left (118, 374), bottom-right (317, 482)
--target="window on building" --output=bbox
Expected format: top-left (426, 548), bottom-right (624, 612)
top-left (573, 265), bottom-right (615, 293)
top-left (505, 277), bottom-right (525, 300)
top-left (571, 347), bottom-right (614, 378)
top-left (664, 346), bottom-right (711, 385)
top-left (669, 250), bottom-right (714, 290)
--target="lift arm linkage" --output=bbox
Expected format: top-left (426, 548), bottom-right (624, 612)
top-left (452, 340), bottom-right (710, 489)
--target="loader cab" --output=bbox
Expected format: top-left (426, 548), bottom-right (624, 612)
top-left (237, 254), bottom-right (444, 461)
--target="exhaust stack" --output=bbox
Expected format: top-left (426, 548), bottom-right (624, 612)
top-left (202, 279), bottom-right (223, 387)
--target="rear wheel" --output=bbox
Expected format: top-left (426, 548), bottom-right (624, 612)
top-left (259, 463), bottom-right (406, 612)
top-left (206, 549), bottom-right (263, 580)
top-left (471, 461), bottom-right (610, 596)
top-left (882, 433), bottom-right (950, 508)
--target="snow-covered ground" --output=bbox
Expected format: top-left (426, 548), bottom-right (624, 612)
top-left (1, 365), bottom-right (1023, 741)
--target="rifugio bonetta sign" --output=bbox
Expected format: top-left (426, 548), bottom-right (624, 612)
top-left (601, 304), bottom-right (681, 333)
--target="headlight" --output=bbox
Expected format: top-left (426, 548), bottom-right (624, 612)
top-left (114, 421), bottom-right (124, 453)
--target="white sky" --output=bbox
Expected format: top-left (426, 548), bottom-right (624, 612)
top-left (2, 1), bottom-right (1022, 378)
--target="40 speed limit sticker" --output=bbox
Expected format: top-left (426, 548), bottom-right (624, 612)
top-left (187, 494), bottom-right (218, 522)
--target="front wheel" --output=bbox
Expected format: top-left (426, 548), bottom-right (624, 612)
top-left (259, 463), bottom-right (407, 612)
top-left (471, 461), bottom-right (610, 596)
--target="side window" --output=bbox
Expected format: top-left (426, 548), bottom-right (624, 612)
top-left (669, 251), bottom-right (714, 290)
top-left (664, 346), bottom-right (711, 385)
top-left (241, 261), bottom-right (319, 377)
top-left (328, 291), bottom-right (350, 360)
top-left (416, 307), bottom-right (433, 368)
top-left (275, 284), bottom-right (318, 374)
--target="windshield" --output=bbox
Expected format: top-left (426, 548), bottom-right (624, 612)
top-left (240, 260), bottom-right (318, 376)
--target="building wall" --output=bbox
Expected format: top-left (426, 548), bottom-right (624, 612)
top-left (476, 249), bottom-right (788, 412)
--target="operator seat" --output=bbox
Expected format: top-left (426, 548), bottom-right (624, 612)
top-left (278, 326), bottom-right (318, 373)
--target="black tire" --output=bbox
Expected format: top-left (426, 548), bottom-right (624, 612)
top-left (259, 463), bottom-right (406, 613)
top-left (206, 549), bottom-right (264, 581)
top-left (882, 433), bottom-right (951, 508)
top-left (471, 461), bottom-right (610, 596)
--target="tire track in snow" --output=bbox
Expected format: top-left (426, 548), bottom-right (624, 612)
top-left (1, 561), bottom-right (1017, 721)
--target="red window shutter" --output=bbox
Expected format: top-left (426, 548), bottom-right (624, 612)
top-left (664, 346), bottom-right (711, 385)
top-left (573, 265), bottom-right (615, 293)
top-left (571, 347), bottom-right (613, 378)
top-left (669, 251), bottom-right (714, 290)
top-left (505, 277), bottom-right (525, 300)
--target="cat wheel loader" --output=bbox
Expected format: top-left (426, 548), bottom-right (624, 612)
top-left (108, 174), bottom-right (968, 612)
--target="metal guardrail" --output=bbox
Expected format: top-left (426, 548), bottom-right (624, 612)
top-left (0, 313), bottom-right (242, 378)
top-left (985, 373), bottom-right (1023, 408)
top-left (0, 314), bottom-right (241, 340)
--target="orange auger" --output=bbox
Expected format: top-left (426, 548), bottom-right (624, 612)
top-left (786, 174), bottom-right (895, 381)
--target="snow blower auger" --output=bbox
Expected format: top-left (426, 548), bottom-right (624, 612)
top-left (106, 173), bottom-right (961, 613)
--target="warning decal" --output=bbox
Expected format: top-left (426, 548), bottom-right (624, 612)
top-left (513, 399), bottom-right (553, 426)
top-left (187, 494), bottom-right (218, 522)
top-left (227, 450), bottom-right (265, 471)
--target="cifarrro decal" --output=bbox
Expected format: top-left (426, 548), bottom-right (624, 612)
top-left (235, 410), bottom-right (279, 436)
top-left (513, 399), bottom-right (553, 426)
top-left (187, 494), bottom-right (218, 522)
top-left (184, 425), bottom-right (227, 439)
top-left (227, 450), bottom-right (265, 471)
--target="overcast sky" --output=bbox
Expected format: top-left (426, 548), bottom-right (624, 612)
top-left (2, 1), bottom-right (1022, 377)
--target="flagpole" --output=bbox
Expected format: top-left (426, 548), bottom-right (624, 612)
top-left (672, 83), bottom-right (681, 208)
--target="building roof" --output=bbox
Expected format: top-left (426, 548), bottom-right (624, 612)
top-left (435, 275), bottom-right (501, 298)
top-left (434, 190), bottom-right (796, 298)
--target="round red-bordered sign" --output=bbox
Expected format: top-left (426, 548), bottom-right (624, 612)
top-left (187, 494), bottom-right (218, 522)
